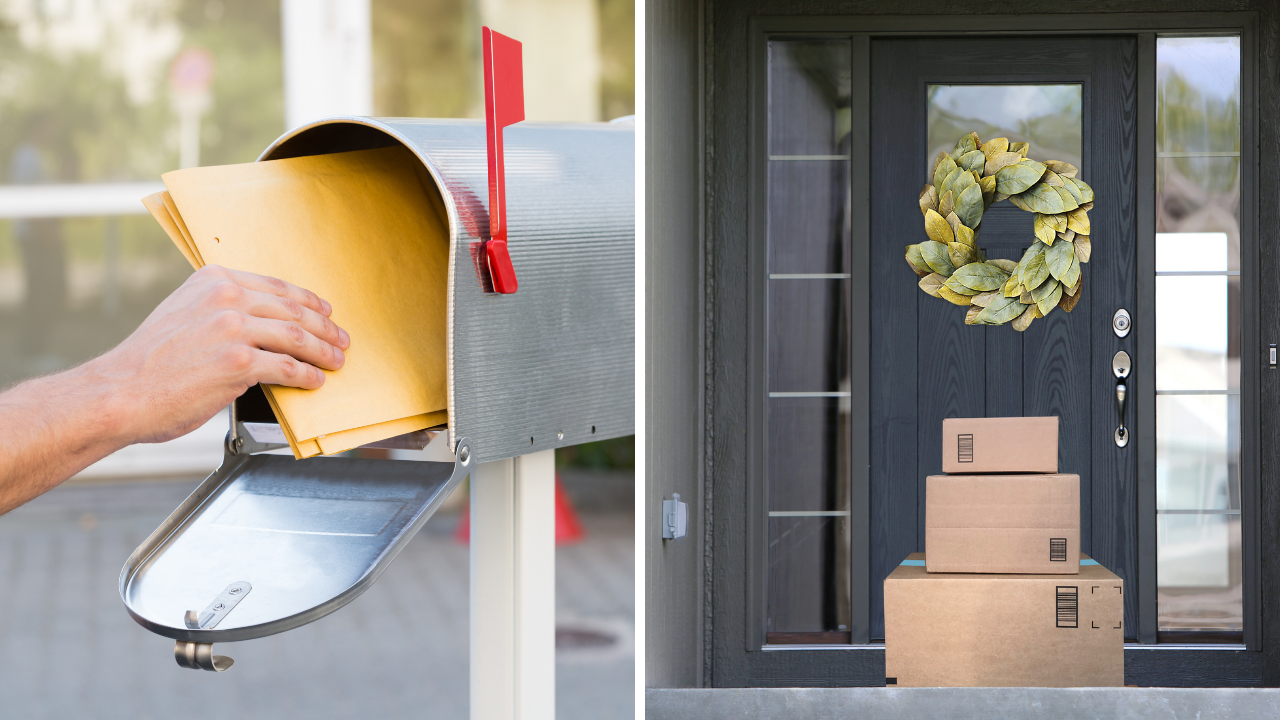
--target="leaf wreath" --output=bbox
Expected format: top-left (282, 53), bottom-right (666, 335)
top-left (905, 132), bottom-right (1094, 331)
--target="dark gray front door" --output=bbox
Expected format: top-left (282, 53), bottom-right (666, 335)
top-left (869, 36), bottom-right (1138, 639)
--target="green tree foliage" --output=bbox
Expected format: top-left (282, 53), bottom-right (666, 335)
top-left (598, 0), bottom-right (635, 120)
top-left (372, 0), bottom-right (478, 119)
top-left (0, 1), bottom-right (284, 184)
top-left (557, 436), bottom-right (635, 469)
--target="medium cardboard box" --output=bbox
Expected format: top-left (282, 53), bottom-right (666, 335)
top-left (884, 554), bottom-right (1124, 687)
top-left (926, 473), bottom-right (1080, 574)
top-left (942, 416), bottom-right (1058, 474)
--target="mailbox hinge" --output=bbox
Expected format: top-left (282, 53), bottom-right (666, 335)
top-left (174, 581), bottom-right (252, 672)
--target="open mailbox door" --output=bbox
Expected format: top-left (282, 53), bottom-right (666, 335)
top-left (119, 117), bottom-right (635, 669)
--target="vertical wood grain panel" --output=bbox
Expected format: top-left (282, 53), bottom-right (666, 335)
top-left (869, 38), bottom-right (921, 641)
top-left (1243, 3), bottom-right (1277, 682)
top-left (1134, 31), bottom-right (1159, 645)
top-left (985, 248), bottom-right (1025, 418)
top-left (1088, 35), bottom-right (1140, 639)
top-left (916, 283), bottom-right (986, 537)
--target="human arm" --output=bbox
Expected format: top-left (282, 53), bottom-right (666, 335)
top-left (0, 264), bottom-right (351, 514)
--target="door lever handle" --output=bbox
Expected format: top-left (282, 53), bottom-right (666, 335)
top-left (1113, 351), bottom-right (1130, 448)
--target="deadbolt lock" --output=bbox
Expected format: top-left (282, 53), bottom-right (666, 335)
top-left (1112, 309), bottom-right (1131, 338)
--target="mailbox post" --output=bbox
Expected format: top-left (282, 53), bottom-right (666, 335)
top-left (118, 116), bottom-right (634, 719)
top-left (472, 451), bottom-right (556, 719)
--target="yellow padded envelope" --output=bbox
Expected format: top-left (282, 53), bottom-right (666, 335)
top-left (146, 146), bottom-right (449, 458)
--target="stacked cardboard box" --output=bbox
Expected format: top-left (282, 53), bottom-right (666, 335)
top-left (884, 417), bottom-right (1124, 687)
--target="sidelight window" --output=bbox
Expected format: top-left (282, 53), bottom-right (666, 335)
top-left (1154, 36), bottom-right (1242, 640)
top-left (764, 38), bottom-right (853, 643)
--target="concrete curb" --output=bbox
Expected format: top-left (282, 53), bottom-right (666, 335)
top-left (645, 687), bottom-right (1280, 719)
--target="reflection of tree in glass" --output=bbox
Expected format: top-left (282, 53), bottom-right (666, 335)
top-left (1155, 69), bottom-right (1240, 249)
top-left (926, 85), bottom-right (1082, 178)
top-left (1157, 66), bottom-right (1240, 156)
top-left (790, 42), bottom-right (852, 110)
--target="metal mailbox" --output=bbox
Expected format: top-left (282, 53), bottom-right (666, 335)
top-left (119, 117), bottom-right (635, 669)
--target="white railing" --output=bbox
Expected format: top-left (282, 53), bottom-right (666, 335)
top-left (0, 182), bottom-right (165, 219)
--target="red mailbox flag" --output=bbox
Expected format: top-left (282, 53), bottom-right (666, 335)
top-left (483, 27), bottom-right (524, 294)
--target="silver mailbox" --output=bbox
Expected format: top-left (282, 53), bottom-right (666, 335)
top-left (120, 117), bottom-right (634, 669)
top-left (261, 117), bottom-right (636, 463)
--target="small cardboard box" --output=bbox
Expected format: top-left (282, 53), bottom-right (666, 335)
top-left (926, 473), bottom-right (1080, 574)
top-left (885, 554), bottom-right (1124, 687)
top-left (942, 416), bottom-right (1058, 474)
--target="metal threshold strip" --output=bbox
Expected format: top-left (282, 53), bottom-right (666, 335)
top-left (769, 273), bottom-right (852, 279)
top-left (761, 643), bottom-right (1248, 651)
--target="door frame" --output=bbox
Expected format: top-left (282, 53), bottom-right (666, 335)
top-left (716, 7), bottom-right (1266, 687)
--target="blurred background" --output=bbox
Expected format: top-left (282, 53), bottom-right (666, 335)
top-left (0, 0), bottom-right (634, 716)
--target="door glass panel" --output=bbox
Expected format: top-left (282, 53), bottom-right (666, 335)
top-left (767, 516), bottom-right (851, 636)
top-left (1156, 273), bottom-right (1230, 391)
top-left (768, 280), bottom-right (850, 393)
top-left (769, 162), bottom-right (852, 274)
top-left (765, 38), bottom-right (852, 641)
top-left (1155, 36), bottom-right (1242, 639)
top-left (927, 85), bottom-right (1082, 177)
top-left (769, 397), bottom-right (849, 512)
top-left (926, 85), bottom-right (1082, 247)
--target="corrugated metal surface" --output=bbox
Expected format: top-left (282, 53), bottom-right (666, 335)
top-left (262, 118), bottom-right (635, 464)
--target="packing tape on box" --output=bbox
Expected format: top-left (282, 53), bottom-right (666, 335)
top-left (899, 557), bottom-right (1098, 567)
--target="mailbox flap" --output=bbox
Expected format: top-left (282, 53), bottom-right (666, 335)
top-left (119, 438), bottom-right (472, 643)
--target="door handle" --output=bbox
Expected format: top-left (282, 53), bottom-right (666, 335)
top-left (1113, 351), bottom-right (1130, 448)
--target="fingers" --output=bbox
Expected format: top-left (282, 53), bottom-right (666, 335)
top-left (193, 266), bottom-right (347, 391)
top-left (247, 348), bottom-right (327, 390)
top-left (209, 265), bottom-right (334, 317)
top-left (240, 289), bottom-right (351, 350)
top-left (244, 316), bottom-right (347, 372)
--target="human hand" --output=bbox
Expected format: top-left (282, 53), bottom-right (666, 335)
top-left (88, 264), bottom-right (350, 446)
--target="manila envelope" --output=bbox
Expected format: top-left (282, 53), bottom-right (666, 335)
top-left (148, 146), bottom-right (449, 458)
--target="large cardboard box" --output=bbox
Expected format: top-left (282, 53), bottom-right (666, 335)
top-left (941, 416), bottom-right (1058, 474)
top-left (884, 554), bottom-right (1124, 687)
top-left (926, 473), bottom-right (1080, 574)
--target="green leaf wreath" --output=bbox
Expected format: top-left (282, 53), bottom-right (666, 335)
top-left (905, 132), bottom-right (1095, 331)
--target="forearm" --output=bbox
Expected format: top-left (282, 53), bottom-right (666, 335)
top-left (0, 359), bottom-right (133, 515)
top-left (0, 265), bottom-right (346, 515)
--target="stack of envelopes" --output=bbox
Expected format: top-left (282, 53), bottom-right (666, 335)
top-left (142, 146), bottom-right (450, 459)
